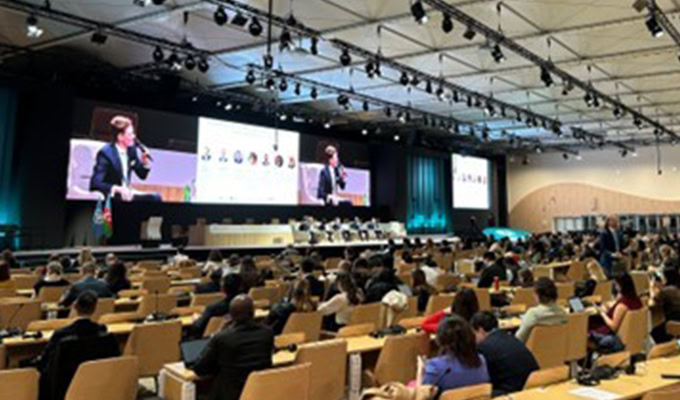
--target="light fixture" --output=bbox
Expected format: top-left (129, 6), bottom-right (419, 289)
top-left (245, 70), bottom-right (256, 85)
top-left (575, 154), bottom-right (582, 161)
top-left (167, 51), bottom-right (182, 71)
top-left (324, 120), bottom-right (331, 129)
top-left (397, 111), bottom-right (406, 124)
top-left (584, 92), bottom-right (594, 107)
top-left (337, 94), bottom-right (349, 106)
top-left (197, 57), bottom-right (209, 73)
top-left (362, 101), bottom-right (369, 112)
top-left (152, 46), bottom-right (164, 62)
top-left (466, 96), bottom-right (473, 108)
top-left (231, 12), bottom-right (248, 27)
top-left (279, 78), bottom-right (288, 92)
top-left (453, 91), bottom-right (460, 103)
top-left (632, 151), bottom-right (638, 157)
top-left (410, 75), bottom-right (420, 87)
top-left (263, 54), bottom-right (274, 69)
top-left (310, 87), bottom-right (318, 99)
top-left (248, 17), bottom-right (263, 36)
top-left (400, 72), bottom-right (410, 86)
top-left (361, 128), bottom-right (368, 135)
top-left (279, 28), bottom-right (293, 51)
top-left (184, 55), bottom-right (196, 70)
top-left (213, 6), bottom-right (228, 26)
top-left (562, 80), bottom-right (574, 96)
top-left (279, 113), bottom-right (287, 121)
top-left (613, 107), bottom-right (624, 119)
top-left (540, 66), bottom-right (554, 87)
top-left (394, 134), bottom-right (400, 141)
top-left (441, 14), bottom-right (453, 33)
top-left (463, 26), bottom-right (476, 41)
top-left (425, 80), bottom-right (433, 94)
top-left (484, 101), bottom-right (496, 117)
top-left (310, 37), bottom-right (319, 55)
top-left (191, 96), bottom-right (198, 102)
top-left (26, 15), bottom-right (43, 39)
top-left (224, 103), bottom-right (233, 111)
top-left (265, 77), bottom-right (276, 90)
top-left (410, 0), bottom-right (428, 24)
top-left (286, 12), bottom-right (298, 27)
top-left (294, 83), bottom-right (301, 96)
top-left (385, 107), bottom-right (392, 117)
top-left (646, 12), bottom-right (664, 38)
top-left (592, 95), bottom-right (600, 108)
top-left (621, 149), bottom-right (629, 158)
top-left (91, 30), bottom-right (108, 45)
top-left (535, 145), bottom-right (543, 154)
top-left (562, 153), bottom-right (569, 160)
top-left (491, 44), bottom-right (505, 63)
top-left (436, 85), bottom-right (445, 101)
top-left (634, 116), bottom-right (643, 129)
top-left (339, 48), bottom-right (351, 66)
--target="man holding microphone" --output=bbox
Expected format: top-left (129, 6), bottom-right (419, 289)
top-left (316, 145), bottom-right (348, 206)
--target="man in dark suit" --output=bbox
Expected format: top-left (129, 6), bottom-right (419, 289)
top-left (600, 214), bottom-right (624, 278)
top-left (192, 295), bottom-right (274, 400)
top-left (471, 311), bottom-right (539, 397)
top-left (316, 145), bottom-right (347, 206)
top-left (59, 262), bottom-right (113, 308)
top-left (300, 258), bottom-right (325, 298)
top-left (477, 252), bottom-right (507, 288)
top-left (191, 273), bottom-right (243, 338)
top-left (89, 115), bottom-right (159, 202)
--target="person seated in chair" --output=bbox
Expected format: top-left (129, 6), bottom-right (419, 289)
top-left (192, 273), bottom-right (244, 338)
top-left (59, 262), bottom-right (113, 308)
top-left (515, 278), bottom-right (568, 343)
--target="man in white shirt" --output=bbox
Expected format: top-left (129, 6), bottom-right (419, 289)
top-left (316, 145), bottom-right (347, 206)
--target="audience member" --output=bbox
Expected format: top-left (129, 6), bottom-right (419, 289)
top-left (515, 278), bottom-right (568, 343)
top-left (203, 249), bottom-right (225, 274)
top-left (599, 214), bottom-right (624, 278)
top-left (104, 262), bottom-right (130, 295)
top-left (300, 257), bottom-right (325, 298)
top-left (240, 257), bottom-right (262, 293)
top-left (59, 262), bottom-right (113, 308)
top-left (478, 252), bottom-right (507, 289)
top-left (0, 260), bottom-right (16, 290)
top-left (74, 247), bottom-right (96, 269)
top-left (420, 258), bottom-right (443, 287)
top-left (589, 273), bottom-right (642, 352)
top-left (266, 280), bottom-right (316, 334)
top-left (650, 269), bottom-right (680, 343)
top-left (365, 268), bottom-right (400, 303)
top-left (412, 269), bottom-right (437, 313)
top-left (34, 262), bottom-right (70, 295)
top-left (192, 273), bottom-right (244, 338)
top-left (318, 274), bottom-right (362, 331)
top-left (422, 288), bottom-right (480, 333)
top-left (196, 270), bottom-right (223, 294)
top-left (2, 249), bottom-right (19, 269)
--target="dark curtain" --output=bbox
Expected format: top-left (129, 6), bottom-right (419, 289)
top-left (406, 153), bottom-right (451, 234)
top-left (0, 88), bottom-right (18, 228)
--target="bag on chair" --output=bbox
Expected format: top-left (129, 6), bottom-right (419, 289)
top-left (360, 383), bottom-right (436, 400)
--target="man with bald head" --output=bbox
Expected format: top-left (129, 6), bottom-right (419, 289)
top-left (191, 295), bottom-right (274, 400)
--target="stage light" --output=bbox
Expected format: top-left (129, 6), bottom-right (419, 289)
top-left (90, 30), bottom-right (108, 45)
top-left (339, 48), bottom-right (351, 66)
top-left (453, 91), bottom-right (460, 103)
top-left (397, 112), bottom-right (406, 124)
top-left (167, 51), bottom-right (182, 71)
top-left (400, 71), bottom-right (410, 86)
top-left (365, 61), bottom-right (375, 77)
top-left (411, 0), bottom-right (428, 24)
top-left (263, 54), bottom-right (274, 69)
top-left (466, 96), bottom-right (473, 108)
top-left (184, 55), bottom-right (196, 70)
top-left (500, 105), bottom-right (506, 117)
top-left (592, 95), bottom-right (600, 108)
top-left (621, 149), bottom-right (628, 158)
top-left (224, 103), bottom-right (233, 111)
top-left (540, 66), bottom-right (553, 87)
top-left (410, 75), bottom-right (420, 87)
top-left (646, 12), bottom-right (664, 38)
top-left (265, 77), bottom-right (276, 90)
top-left (632, 151), bottom-right (638, 157)
top-left (279, 28), bottom-right (293, 51)
top-left (463, 26), bottom-right (476, 41)
top-left (436, 85), bottom-right (445, 101)
top-left (197, 57), bottom-right (209, 73)
top-left (248, 17), bottom-right (263, 36)
top-left (287, 13), bottom-right (298, 27)
top-left (491, 44), bottom-right (505, 63)
top-left (152, 0), bottom-right (165, 5)
top-left (474, 97), bottom-right (482, 108)
top-left (584, 92), bottom-right (594, 107)
top-left (245, 70), bottom-right (256, 85)
top-left (374, 60), bottom-right (382, 76)
top-left (634, 116), bottom-right (643, 129)
top-left (133, 0), bottom-right (151, 6)
top-left (405, 112), bottom-right (411, 122)
top-left (191, 96), bottom-right (198, 102)
top-left (362, 101), bottom-right (369, 112)
top-left (310, 87), bottom-right (318, 99)
top-left (575, 153), bottom-right (582, 161)
top-left (336, 94), bottom-right (349, 106)
top-left (294, 83), bottom-right (301, 96)
top-left (394, 134), bottom-right (400, 141)
top-left (613, 107), bottom-right (624, 119)
top-left (279, 78), bottom-right (288, 92)
top-left (152, 46), bottom-right (164, 62)
top-left (425, 80), bottom-right (433, 94)
top-left (361, 128), bottom-right (368, 135)
top-left (654, 127), bottom-right (661, 136)
top-left (279, 113), bottom-right (287, 121)
top-left (484, 102), bottom-right (496, 117)
top-left (385, 107), bottom-right (392, 117)
top-left (231, 12), bottom-right (248, 27)
top-left (213, 6), bottom-right (228, 26)
top-left (516, 112), bottom-right (522, 122)
top-left (442, 13), bottom-right (454, 33)
top-left (562, 80), bottom-right (574, 96)
top-left (26, 15), bottom-right (43, 39)
top-left (310, 36), bottom-right (318, 55)
top-left (324, 120), bottom-right (331, 129)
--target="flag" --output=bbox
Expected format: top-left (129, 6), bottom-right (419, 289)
top-left (93, 196), bottom-right (113, 239)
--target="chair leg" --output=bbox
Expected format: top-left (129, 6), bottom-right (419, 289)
top-left (569, 361), bottom-right (580, 378)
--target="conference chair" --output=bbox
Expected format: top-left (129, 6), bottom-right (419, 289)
top-left (0, 344), bottom-right (5, 370)
top-left (556, 282), bottom-right (575, 300)
top-left (501, 304), bottom-right (527, 315)
top-left (239, 363), bottom-right (311, 400)
top-left (27, 318), bottom-right (75, 332)
top-left (68, 298), bottom-right (114, 321)
top-left (526, 323), bottom-right (569, 369)
top-left (140, 277), bottom-right (171, 294)
top-left (648, 341), bottom-right (680, 360)
top-left (348, 303), bottom-right (382, 327)
top-left (392, 297), bottom-right (419, 325)
top-left (435, 274), bottom-right (461, 292)
top-left (630, 272), bottom-right (650, 296)
top-left (595, 351), bottom-right (630, 369)
top-left (666, 321), bottom-right (680, 338)
top-left (136, 261), bottom-right (161, 271)
top-left (248, 287), bottom-right (280, 305)
top-left (424, 294), bottom-right (455, 316)
top-left (171, 305), bottom-right (204, 317)
top-left (117, 289), bottom-right (147, 298)
top-left (456, 260), bottom-right (476, 276)
top-left (0, 288), bottom-right (16, 297)
top-left (168, 285), bottom-right (195, 296)
top-left (593, 281), bottom-right (614, 303)
top-left (364, 332), bottom-right (430, 386)
top-left (0, 300), bottom-right (41, 330)
top-left (0, 368), bottom-right (39, 400)
top-left (397, 316), bottom-right (425, 330)
top-left (178, 267), bottom-right (202, 279)
top-left (524, 365), bottom-right (570, 390)
top-left (63, 274), bottom-right (84, 284)
top-left (397, 272), bottom-right (413, 288)
top-left (566, 260), bottom-right (587, 282)
top-left (13, 275), bottom-right (39, 290)
top-left (473, 288), bottom-right (491, 311)
top-left (439, 383), bottom-right (492, 400)
top-left (275, 333), bottom-right (306, 348)
top-left (123, 320), bottom-right (181, 387)
top-left (65, 356), bottom-right (139, 400)
top-left (136, 293), bottom-right (177, 317)
top-left (618, 307), bottom-right (649, 355)
top-left (203, 316), bottom-right (227, 337)
top-left (337, 323), bottom-right (375, 338)
top-left (643, 387), bottom-right (680, 400)
top-left (324, 257), bottom-right (343, 271)
top-left (511, 287), bottom-right (539, 308)
top-left (190, 293), bottom-right (225, 307)
top-left (566, 312), bottom-right (589, 368)
top-left (98, 312), bottom-right (141, 324)
top-left (295, 340), bottom-right (347, 400)
top-left (37, 285), bottom-right (69, 303)
top-left (282, 311), bottom-right (323, 342)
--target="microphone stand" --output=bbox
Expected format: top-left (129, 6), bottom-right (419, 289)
top-left (0, 302), bottom-right (25, 342)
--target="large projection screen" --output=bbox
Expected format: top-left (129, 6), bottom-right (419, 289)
top-left (452, 154), bottom-right (490, 210)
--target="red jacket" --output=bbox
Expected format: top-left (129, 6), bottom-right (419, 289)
top-left (421, 310), bottom-right (447, 334)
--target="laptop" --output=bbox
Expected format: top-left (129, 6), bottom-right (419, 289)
top-left (180, 338), bottom-right (209, 368)
top-left (568, 296), bottom-right (585, 313)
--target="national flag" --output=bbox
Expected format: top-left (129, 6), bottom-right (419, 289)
top-left (93, 196), bottom-right (113, 239)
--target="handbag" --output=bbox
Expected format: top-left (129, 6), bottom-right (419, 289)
top-left (360, 383), bottom-right (437, 400)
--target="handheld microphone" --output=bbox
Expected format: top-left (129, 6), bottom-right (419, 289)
top-left (134, 138), bottom-right (154, 161)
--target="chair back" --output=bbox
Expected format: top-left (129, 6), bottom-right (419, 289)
top-left (566, 261), bottom-right (587, 282)
top-left (64, 274), bottom-right (83, 284)
top-left (203, 316), bottom-right (227, 337)
top-left (136, 294), bottom-right (177, 317)
top-left (168, 285), bottom-right (195, 296)
top-left (0, 288), bottom-right (16, 297)
top-left (424, 294), bottom-right (455, 316)
top-left (248, 287), bottom-right (280, 304)
top-left (295, 340), bottom-right (347, 400)
top-left (324, 257), bottom-right (343, 271)
top-left (275, 333), bottom-right (306, 348)
top-left (595, 351), bottom-right (630, 368)
top-left (98, 312), bottom-right (140, 324)
top-left (523, 366), bottom-right (569, 390)
top-left (642, 387), bottom-right (680, 400)
top-left (439, 383), bottom-right (492, 400)
top-left (337, 323), bottom-right (375, 338)
top-left (13, 275), bottom-right (40, 290)
top-left (526, 323), bottom-right (568, 369)
top-left (667, 321), bottom-right (680, 338)
top-left (239, 363), bottom-right (311, 400)
top-left (37, 285), bottom-right (69, 303)
top-left (348, 303), bottom-right (382, 327)
top-left (117, 289), bottom-right (147, 298)
top-left (392, 297), bottom-right (418, 324)
top-left (140, 278), bottom-right (171, 294)
top-left (65, 356), bottom-right (138, 400)
top-left (593, 281), bottom-right (613, 303)
top-left (648, 341), bottom-right (680, 360)
top-left (630, 272), bottom-right (649, 296)
top-left (282, 311), bottom-right (323, 343)
top-left (533, 267), bottom-right (552, 280)
top-left (457, 260), bottom-right (475, 276)
top-left (0, 368), bottom-right (39, 400)
top-left (68, 298), bottom-right (115, 322)
top-left (618, 307), bottom-right (649, 354)
top-left (136, 261), bottom-right (161, 271)
top-left (556, 282), bottom-right (575, 300)
top-left (473, 289), bottom-right (491, 311)
top-left (123, 320), bottom-right (182, 377)
top-left (190, 293), bottom-right (225, 307)
top-left (435, 274), bottom-right (460, 292)
top-left (566, 312), bottom-right (589, 362)
top-left (511, 288), bottom-right (538, 308)
top-left (374, 332), bottom-right (430, 385)
top-left (27, 318), bottom-right (75, 332)
top-left (0, 300), bottom-right (41, 330)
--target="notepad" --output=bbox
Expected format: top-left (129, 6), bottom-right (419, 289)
top-left (569, 387), bottom-right (620, 400)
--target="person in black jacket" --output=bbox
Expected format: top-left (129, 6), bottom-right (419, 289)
top-left (104, 262), bottom-right (131, 295)
top-left (599, 214), bottom-right (624, 278)
top-left (34, 262), bottom-right (70, 296)
top-left (300, 257), bottom-right (325, 298)
top-left (191, 273), bottom-right (243, 338)
top-left (477, 253), bottom-right (507, 289)
top-left (59, 263), bottom-right (113, 307)
top-left (470, 311), bottom-right (539, 396)
top-left (316, 145), bottom-right (347, 206)
top-left (191, 295), bottom-right (274, 400)
top-left (195, 270), bottom-right (223, 294)
top-left (265, 280), bottom-right (316, 334)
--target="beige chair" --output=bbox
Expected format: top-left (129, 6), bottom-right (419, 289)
top-left (136, 294), bottom-right (177, 317)
top-left (435, 274), bottom-right (461, 292)
top-left (37, 285), bottom-right (69, 303)
top-left (0, 368), bottom-right (39, 400)
top-left (239, 363), bottom-right (311, 400)
top-left (473, 289), bottom-right (491, 311)
top-left (171, 305), bottom-right (204, 316)
top-left (0, 288), bottom-right (17, 297)
top-left (501, 304), bottom-right (526, 315)
top-left (191, 293), bottom-right (225, 307)
top-left (168, 285), bottom-right (195, 296)
top-left (65, 356), bottom-right (139, 400)
top-left (556, 282), bottom-right (575, 300)
top-left (118, 289), bottom-right (147, 298)
top-left (392, 297), bottom-right (419, 324)
top-left (282, 311), bottom-right (323, 343)
top-left (123, 320), bottom-right (181, 380)
top-left (324, 257), bottom-right (343, 271)
top-left (136, 261), bottom-right (161, 271)
top-left (533, 267), bottom-right (552, 280)
top-left (397, 316), bottom-right (425, 330)
top-left (203, 316), bottom-right (227, 337)
top-left (248, 287), bottom-right (280, 305)
top-left (64, 274), bottom-right (84, 284)
top-left (642, 387), bottom-right (680, 400)
top-left (630, 272), bottom-right (650, 296)
top-left (348, 303), bottom-right (382, 327)
top-left (593, 281), bottom-right (613, 303)
top-left (667, 321), bottom-right (680, 338)
top-left (618, 307), bottom-right (649, 355)
top-left (275, 333), bottom-right (306, 348)
top-left (595, 351), bottom-right (630, 368)
top-left (68, 298), bottom-right (115, 322)
top-left (424, 294), bottom-right (455, 316)
top-left (366, 332), bottom-right (430, 386)
top-left (0, 344), bottom-right (5, 370)
top-left (27, 318), bottom-right (75, 332)
top-left (338, 323), bottom-right (375, 338)
top-left (524, 365), bottom-right (569, 389)
top-left (526, 323), bottom-right (568, 369)
top-left (512, 288), bottom-right (538, 308)
top-left (13, 275), bottom-right (39, 290)
top-left (566, 261), bottom-right (587, 282)
top-left (0, 300), bottom-right (41, 330)
top-left (648, 341), bottom-right (680, 360)
top-left (98, 312), bottom-right (140, 324)
top-left (439, 383), bottom-right (492, 400)
top-left (140, 277), bottom-right (171, 294)
top-left (295, 340), bottom-right (347, 400)
top-left (566, 312), bottom-right (589, 365)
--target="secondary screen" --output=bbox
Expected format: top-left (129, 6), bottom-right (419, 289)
top-left (452, 154), bottom-right (489, 210)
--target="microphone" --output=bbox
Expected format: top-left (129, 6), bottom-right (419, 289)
top-left (0, 302), bottom-right (25, 342)
top-left (134, 138), bottom-right (154, 161)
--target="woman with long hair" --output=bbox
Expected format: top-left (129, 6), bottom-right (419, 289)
top-left (34, 262), bottom-right (70, 295)
top-left (412, 269), bottom-right (437, 313)
top-left (266, 279), bottom-right (316, 335)
top-left (318, 273), bottom-right (362, 331)
top-left (422, 288), bottom-right (480, 334)
top-left (105, 262), bottom-right (131, 295)
top-left (422, 314), bottom-right (489, 395)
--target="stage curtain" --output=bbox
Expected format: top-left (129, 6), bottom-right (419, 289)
top-left (406, 153), bottom-right (451, 234)
top-left (0, 87), bottom-right (18, 228)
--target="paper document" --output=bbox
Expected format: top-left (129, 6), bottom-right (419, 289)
top-left (569, 387), bottom-right (619, 400)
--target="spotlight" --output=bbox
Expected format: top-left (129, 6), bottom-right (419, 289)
top-left (294, 83), bottom-right (301, 96)
top-left (540, 66), bottom-right (553, 87)
top-left (425, 80), bottom-right (433, 94)
top-left (167, 51), bottom-right (182, 71)
top-left (152, 46), bottom-right (164, 62)
top-left (248, 17), bottom-right (263, 36)
top-left (484, 102), bottom-right (496, 117)
top-left (339, 48), bottom-right (351, 66)
top-left (646, 12), bottom-right (664, 38)
top-left (279, 79), bottom-right (288, 92)
top-left (436, 85), bottom-right (445, 101)
top-left (411, 75), bottom-right (420, 87)
top-left (400, 72), bottom-right (410, 86)
top-left (394, 134), bottom-right (400, 141)
top-left (621, 149), bottom-right (628, 158)
top-left (25, 15), bottom-right (43, 39)
top-left (474, 97), bottom-right (482, 108)
top-left (245, 70), bottom-right (256, 85)
top-left (562, 80), bottom-right (574, 96)
top-left (213, 6), bottom-right (228, 26)
top-left (634, 116), bottom-right (643, 129)
top-left (184, 54), bottom-right (196, 70)
top-left (397, 112), bottom-right (406, 124)
top-left (491, 44), bottom-right (505, 63)
top-left (613, 107), bottom-right (624, 119)
top-left (535, 145), bottom-right (543, 154)
top-left (362, 101), bottom-right (369, 112)
top-left (265, 77), bottom-right (276, 90)
top-left (516, 112), bottom-right (522, 122)
top-left (453, 91), bottom-right (460, 103)
top-left (463, 26), bottom-right (476, 41)
top-left (324, 120), bottom-right (332, 129)
top-left (441, 14), bottom-right (453, 33)
top-left (385, 107), bottom-right (392, 117)
top-left (410, 0), bottom-right (428, 24)
top-left (197, 57), bottom-right (209, 73)
top-left (632, 151), bottom-right (638, 157)
top-left (286, 13), bottom-right (298, 27)
top-left (310, 37), bottom-right (319, 55)
top-left (365, 61), bottom-right (375, 77)
top-left (584, 92), bottom-right (594, 107)
top-left (563, 153), bottom-right (569, 160)
top-left (336, 94), bottom-right (349, 106)
top-left (231, 12), bottom-right (248, 27)
top-left (90, 30), bottom-right (108, 45)
top-left (374, 60), bottom-right (382, 76)
top-left (466, 96), bottom-right (473, 108)
top-left (310, 87), bottom-right (318, 99)
top-left (361, 128), bottom-right (368, 136)
top-left (405, 112), bottom-right (411, 122)
top-left (280, 28), bottom-right (293, 51)
top-left (279, 113), bottom-right (287, 121)
top-left (224, 103), bottom-right (233, 111)
top-left (592, 95), bottom-right (600, 108)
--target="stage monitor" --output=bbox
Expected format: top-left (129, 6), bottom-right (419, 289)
top-left (452, 153), bottom-right (490, 210)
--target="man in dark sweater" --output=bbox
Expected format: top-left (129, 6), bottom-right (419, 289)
top-left (470, 311), bottom-right (539, 396)
top-left (191, 273), bottom-right (243, 338)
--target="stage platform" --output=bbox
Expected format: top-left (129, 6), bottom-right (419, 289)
top-left (13, 235), bottom-right (451, 266)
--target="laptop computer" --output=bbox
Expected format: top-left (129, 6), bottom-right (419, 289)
top-left (180, 338), bottom-right (209, 368)
top-left (568, 296), bottom-right (585, 313)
